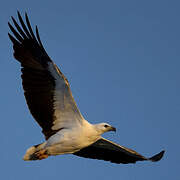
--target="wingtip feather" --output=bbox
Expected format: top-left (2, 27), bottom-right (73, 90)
top-left (17, 10), bottom-right (20, 15)
top-left (8, 31), bottom-right (18, 44)
top-left (149, 150), bottom-right (165, 162)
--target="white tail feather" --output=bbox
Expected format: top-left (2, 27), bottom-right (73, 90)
top-left (23, 142), bottom-right (46, 161)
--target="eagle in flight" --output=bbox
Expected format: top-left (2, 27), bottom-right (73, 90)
top-left (8, 12), bottom-right (165, 164)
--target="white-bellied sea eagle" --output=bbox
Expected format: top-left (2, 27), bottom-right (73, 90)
top-left (8, 12), bottom-right (165, 164)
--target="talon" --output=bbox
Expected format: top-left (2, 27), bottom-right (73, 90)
top-left (34, 149), bottom-right (48, 160)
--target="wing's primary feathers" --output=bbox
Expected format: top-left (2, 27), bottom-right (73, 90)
top-left (8, 12), bottom-right (83, 139)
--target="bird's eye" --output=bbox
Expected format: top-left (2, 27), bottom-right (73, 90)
top-left (104, 125), bottom-right (108, 128)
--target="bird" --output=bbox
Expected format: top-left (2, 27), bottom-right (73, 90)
top-left (8, 12), bottom-right (165, 164)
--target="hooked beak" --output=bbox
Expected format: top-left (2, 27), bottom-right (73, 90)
top-left (110, 126), bottom-right (116, 132)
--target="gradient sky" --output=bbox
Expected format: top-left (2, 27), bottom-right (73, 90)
top-left (1, 0), bottom-right (179, 179)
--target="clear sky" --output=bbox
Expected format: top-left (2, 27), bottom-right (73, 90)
top-left (0, 0), bottom-right (179, 179)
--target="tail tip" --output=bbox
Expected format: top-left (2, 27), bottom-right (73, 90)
top-left (23, 146), bottom-right (36, 161)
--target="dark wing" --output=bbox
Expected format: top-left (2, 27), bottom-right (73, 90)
top-left (8, 12), bottom-right (84, 140)
top-left (74, 138), bottom-right (165, 164)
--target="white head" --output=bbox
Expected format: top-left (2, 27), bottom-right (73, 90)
top-left (94, 123), bottom-right (116, 135)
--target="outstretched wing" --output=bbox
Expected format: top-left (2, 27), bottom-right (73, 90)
top-left (74, 138), bottom-right (165, 164)
top-left (8, 12), bottom-right (84, 139)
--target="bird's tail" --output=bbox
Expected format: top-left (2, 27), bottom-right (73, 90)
top-left (23, 142), bottom-right (48, 161)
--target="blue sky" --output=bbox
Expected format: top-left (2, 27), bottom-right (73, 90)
top-left (0, 0), bottom-right (179, 179)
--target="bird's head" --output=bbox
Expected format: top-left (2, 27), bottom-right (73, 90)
top-left (94, 123), bottom-right (116, 135)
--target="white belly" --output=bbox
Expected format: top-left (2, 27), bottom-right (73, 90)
top-left (44, 127), bottom-right (100, 156)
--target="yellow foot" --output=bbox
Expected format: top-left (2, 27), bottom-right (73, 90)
top-left (34, 149), bottom-right (49, 160)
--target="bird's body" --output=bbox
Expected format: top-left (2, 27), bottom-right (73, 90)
top-left (24, 120), bottom-right (102, 160)
top-left (8, 12), bottom-right (164, 164)
top-left (38, 121), bottom-right (101, 156)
